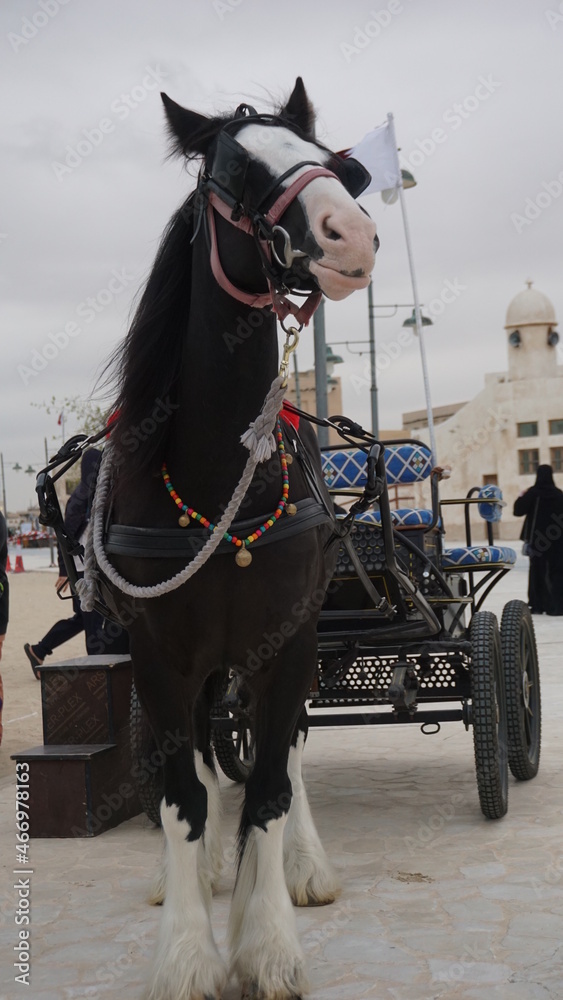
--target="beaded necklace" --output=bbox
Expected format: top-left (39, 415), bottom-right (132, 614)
top-left (161, 417), bottom-right (296, 567)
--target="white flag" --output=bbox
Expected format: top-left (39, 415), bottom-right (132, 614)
top-left (348, 121), bottom-right (401, 196)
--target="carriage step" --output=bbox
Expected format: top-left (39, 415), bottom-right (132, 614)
top-left (39, 654), bottom-right (133, 745)
top-left (11, 743), bottom-right (142, 838)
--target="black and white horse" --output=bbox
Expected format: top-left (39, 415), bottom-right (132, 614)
top-left (101, 78), bottom-right (377, 999)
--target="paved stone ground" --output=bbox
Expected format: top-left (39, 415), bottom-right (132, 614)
top-left (1, 545), bottom-right (562, 999)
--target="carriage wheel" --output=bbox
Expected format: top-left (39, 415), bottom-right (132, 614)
top-left (130, 683), bottom-right (163, 827)
top-left (470, 611), bottom-right (508, 819)
top-left (501, 600), bottom-right (541, 781)
top-left (211, 676), bottom-right (255, 784)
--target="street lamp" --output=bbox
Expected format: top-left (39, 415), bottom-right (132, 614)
top-left (0, 457), bottom-right (37, 515)
top-left (329, 301), bottom-right (432, 439)
top-left (325, 345), bottom-right (344, 377)
top-left (381, 168), bottom-right (417, 204)
top-left (402, 309), bottom-right (433, 330)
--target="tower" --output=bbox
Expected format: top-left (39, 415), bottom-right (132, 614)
top-left (505, 279), bottom-right (559, 380)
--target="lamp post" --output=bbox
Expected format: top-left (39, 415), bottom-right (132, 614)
top-left (0, 457), bottom-right (38, 517)
top-left (401, 308), bottom-right (436, 460)
top-left (292, 352), bottom-right (302, 409)
top-left (313, 297), bottom-right (329, 447)
top-left (0, 453), bottom-right (7, 516)
top-left (330, 302), bottom-right (433, 438)
top-left (367, 279), bottom-right (378, 438)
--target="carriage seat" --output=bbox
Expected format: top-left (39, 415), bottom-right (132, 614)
top-left (322, 442), bottom-right (436, 531)
top-left (339, 507), bottom-right (435, 528)
top-left (441, 485), bottom-right (516, 570)
top-left (442, 545), bottom-right (517, 569)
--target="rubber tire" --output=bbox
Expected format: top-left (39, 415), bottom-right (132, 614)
top-left (211, 683), bottom-right (255, 784)
top-left (470, 611), bottom-right (509, 819)
top-left (130, 683), bottom-right (163, 826)
top-left (501, 600), bottom-right (541, 780)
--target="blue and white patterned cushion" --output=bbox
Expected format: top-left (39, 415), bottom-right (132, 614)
top-left (349, 508), bottom-right (436, 528)
top-left (477, 485), bottom-right (506, 523)
top-left (322, 444), bottom-right (433, 489)
top-left (442, 545), bottom-right (517, 568)
top-left (322, 449), bottom-right (368, 490)
top-left (385, 445), bottom-right (433, 484)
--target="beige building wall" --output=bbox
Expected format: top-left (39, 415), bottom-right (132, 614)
top-left (404, 283), bottom-right (563, 540)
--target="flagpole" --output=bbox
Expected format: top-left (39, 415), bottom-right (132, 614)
top-left (387, 113), bottom-right (437, 463)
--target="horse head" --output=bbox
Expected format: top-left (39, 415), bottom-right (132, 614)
top-left (161, 77), bottom-right (379, 304)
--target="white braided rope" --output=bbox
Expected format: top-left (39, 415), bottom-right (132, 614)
top-left (76, 374), bottom-right (287, 609)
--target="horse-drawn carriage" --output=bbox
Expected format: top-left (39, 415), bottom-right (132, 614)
top-left (129, 421), bottom-right (540, 824)
top-left (35, 78), bottom-right (541, 999)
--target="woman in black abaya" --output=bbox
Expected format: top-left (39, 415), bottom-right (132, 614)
top-left (514, 464), bottom-right (563, 615)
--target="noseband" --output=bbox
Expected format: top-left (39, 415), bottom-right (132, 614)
top-left (195, 105), bottom-right (371, 327)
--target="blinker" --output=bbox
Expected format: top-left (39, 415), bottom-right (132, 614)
top-left (337, 155), bottom-right (371, 199)
top-left (208, 130), bottom-right (249, 206)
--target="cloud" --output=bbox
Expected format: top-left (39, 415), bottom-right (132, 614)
top-left (1, 0), bottom-right (561, 509)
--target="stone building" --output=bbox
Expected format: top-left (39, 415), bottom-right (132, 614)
top-left (405, 282), bottom-right (562, 539)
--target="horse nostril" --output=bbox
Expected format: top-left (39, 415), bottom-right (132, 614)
top-left (321, 217), bottom-right (342, 241)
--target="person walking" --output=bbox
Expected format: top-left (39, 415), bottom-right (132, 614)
top-left (514, 464), bottom-right (563, 616)
top-left (24, 448), bottom-right (128, 676)
top-left (0, 510), bottom-right (9, 744)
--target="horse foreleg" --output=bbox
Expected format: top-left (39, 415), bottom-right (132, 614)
top-left (229, 643), bottom-right (318, 999)
top-left (145, 747), bottom-right (227, 1000)
top-left (284, 710), bottom-right (340, 907)
top-left (230, 810), bottom-right (306, 1000)
top-left (195, 748), bottom-right (223, 898)
top-left (147, 758), bottom-right (222, 908)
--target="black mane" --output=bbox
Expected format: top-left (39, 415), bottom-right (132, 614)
top-left (108, 197), bottom-right (196, 476)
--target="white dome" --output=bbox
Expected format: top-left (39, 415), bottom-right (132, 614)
top-left (505, 280), bottom-right (557, 329)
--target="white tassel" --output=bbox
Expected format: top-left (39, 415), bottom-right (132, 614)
top-left (240, 376), bottom-right (286, 463)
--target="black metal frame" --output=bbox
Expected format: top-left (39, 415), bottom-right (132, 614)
top-left (311, 438), bottom-right (514, 730)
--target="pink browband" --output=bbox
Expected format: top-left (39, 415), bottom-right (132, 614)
top-left (207, 166), bottom-right (338, 326)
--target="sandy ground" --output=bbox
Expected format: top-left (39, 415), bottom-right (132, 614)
top-left (1, 545), bottom-right (563, 1000)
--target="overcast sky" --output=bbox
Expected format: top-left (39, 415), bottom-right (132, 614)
top-left (2, 0), bottom-right (562, 510)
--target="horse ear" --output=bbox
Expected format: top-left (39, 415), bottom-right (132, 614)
top-left (161, 93), bottom-right (211, 157)
top-left (280, 77), bottom-right (316, 138)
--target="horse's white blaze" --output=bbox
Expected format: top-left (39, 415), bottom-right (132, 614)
top-left (237, 123), bottom-right (330, 178)
top-left (229, 816), bottom-right (308, 998)
top-left (146, 802), bottom-right (227, 1000)
top-left (284, 732), bottom-right (340, 906)
top-left (237, 123), bottom-right (377, 301)
top-left (195, 750), bottom-right (223, 897)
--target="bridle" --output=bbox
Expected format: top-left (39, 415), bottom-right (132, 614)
top-left (193, 104), bottom-right (373, 328)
